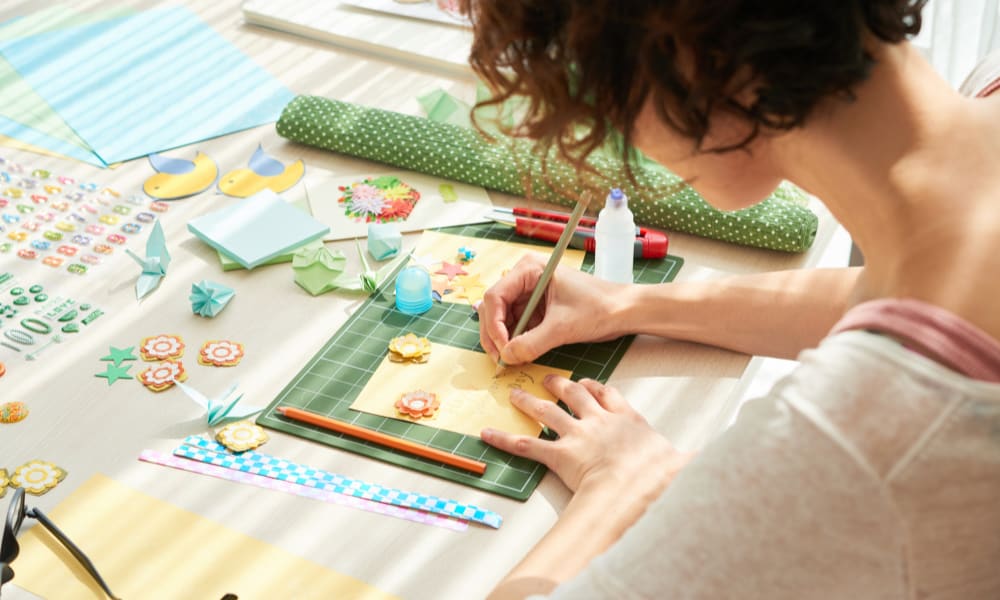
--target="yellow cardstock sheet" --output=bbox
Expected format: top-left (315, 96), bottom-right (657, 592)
top-left (351, 343), bottom-right (572, 438)
top-left (414, 230), bottom-right (585, 305)
top-left (13, 474), bottom-right (396, 600)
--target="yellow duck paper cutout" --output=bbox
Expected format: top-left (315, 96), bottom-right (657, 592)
top-left (218, 145), bottom-right (305, 198)
top-left (143, 152), bottom-right (219, 200)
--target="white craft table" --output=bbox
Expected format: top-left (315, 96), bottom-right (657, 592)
top-left (0, 1), bottom-right (847, 598)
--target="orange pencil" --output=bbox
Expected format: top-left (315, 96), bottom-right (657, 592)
top-left (275, 406), bottom-right (487, 476)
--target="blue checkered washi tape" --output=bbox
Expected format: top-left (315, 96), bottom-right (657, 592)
top-left (175, 436), bottom-right (503, 528)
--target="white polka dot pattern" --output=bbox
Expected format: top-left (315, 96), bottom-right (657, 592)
top-left (276, 96), bottom-right (819, 252)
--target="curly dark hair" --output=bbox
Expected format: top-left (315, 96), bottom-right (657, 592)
top-left (461, 0), bottom-right (927, 166)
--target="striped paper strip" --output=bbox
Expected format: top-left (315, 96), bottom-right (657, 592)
top-left (175, 436), bottom-right (503, 529)
top-left (139, 449), bottom-right (467, 532)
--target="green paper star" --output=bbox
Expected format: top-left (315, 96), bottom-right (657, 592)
top-left (95, 364), bottom-right (134, 385)
top-left (100, 346), bottom-right (137, 367)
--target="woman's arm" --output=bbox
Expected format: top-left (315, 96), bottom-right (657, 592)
top-left (619, 266), bottom-right (863, 360)
top-left (481, 258), bottom-right (863, 366)
top-left (481, 379), bottom-right (693, 600)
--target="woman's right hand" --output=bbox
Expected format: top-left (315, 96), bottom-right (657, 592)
top-left (479, 253), bottom-right (629, 365)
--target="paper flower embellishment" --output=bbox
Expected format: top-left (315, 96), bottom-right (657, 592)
top-left (138, 360), bottom-right (187, 392)
top-left (140, 334), bottom-right (185, 361)
top-left (338, 175), bottom-right (420, 223)
top-left (388, 334), bottom-right (432, 363)
top-left (11, 460), bottom-right (67, 495)
top-left (0, 468), bottom-right (7, 498)
top-left (199, 340), bottom-right (245, 367)
top-left (216, 420), bottom-right (269, 452)
top-left (190, 280), bottom-right (235, 317)
top-left (0, 401), bottom-right (28, 424)
top-left (395, 390), bottom-right (440, 420)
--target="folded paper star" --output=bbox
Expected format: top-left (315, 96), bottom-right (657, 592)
top-left (435, 261), bottom-right (467, 280)
top-left (189, 280), bottom-right (235, 317)
top-left (126, 220), bottom-right (170, 300)
top-left (175, 380), bottom-right (262, 427)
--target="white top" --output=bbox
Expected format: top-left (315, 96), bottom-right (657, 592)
top-left (547, 330), bottom-right (1000, 599)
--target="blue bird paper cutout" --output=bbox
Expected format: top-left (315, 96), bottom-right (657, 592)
top-left (174, 380), bottom-right (262, 427)
top-left (143, 151), bottom-right (219, 200)
top-left (126, 220), bottom-right (170, 300)
top-left (218, 144), bottom-right (304, 198)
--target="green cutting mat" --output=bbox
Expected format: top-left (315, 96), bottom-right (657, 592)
top-left (257, 223), bottom-right (683, 500)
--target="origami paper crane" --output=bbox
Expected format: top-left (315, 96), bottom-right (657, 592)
top-left (126, 220), bottom-right (170, 300)
top-left (334, 241), bottom-right (412, 294)
top-left (174, 380), bottom-right (262, 427)
top-left (189, 280), bottom-right (235, 317)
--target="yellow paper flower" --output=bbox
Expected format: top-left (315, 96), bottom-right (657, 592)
top-left (388, 333), bottom-right (432, 363)
top-left (11, 460), bottom-right (67, 495)
top-left (216, 420), bottom-right (269, 452)
top-left (395, 390), bottom-right (440, 419)
top-left (199, 340), bottom-right (245, 367)
top-left (140, 334), bottom-right (185, 361)
top-left (0, 401), bottom-right (28, 424)
top-left (0, 468), bottom-right (8, 498)
top-left (138, 360), bottom-right (187, 392)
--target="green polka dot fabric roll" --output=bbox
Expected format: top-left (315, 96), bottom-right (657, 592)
top-left (276, 96), bottom-right (818, 252)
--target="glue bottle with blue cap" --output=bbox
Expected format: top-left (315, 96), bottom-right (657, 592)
top-left (594, 187), bottom-right (635, 284)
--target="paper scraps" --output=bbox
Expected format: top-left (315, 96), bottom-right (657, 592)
top-left (198, 340), bottom-right (245, 367)
top-left (395, 390), bottom-right (439, 420)
top-left (218, 145), bottom-right (304, 198)
top-left (189, 280), bottom-right (235, 317)
top-left (174, 380), bottom-right (261, 427)
top-left (125, 220), bottom-right (171, 300)
top-left (143, 151), bottom-right (219, 200)
top-left (0, 401), bottom-right (28, 424)
top-left (140, 334), bottom-right (184, 361)
top-left (138, 360), bottom-right (187, 392)
top-left (388, 333), bottom-right (431, 363)
top-left (8, 460), bottom-right (67, 495)
top-left (216, 420), bottom-right (269, 452)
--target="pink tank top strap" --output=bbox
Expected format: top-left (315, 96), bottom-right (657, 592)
top-left (830, 298), bottom-right (1000, 383)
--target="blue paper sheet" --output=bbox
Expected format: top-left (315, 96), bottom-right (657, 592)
top-left (0, 6), bottom-right (294, 166)
top-left (187, 190), bottom-right (330, 270)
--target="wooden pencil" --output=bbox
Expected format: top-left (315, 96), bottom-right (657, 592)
top-left (495, 191), bottom-right (593, 375)
top-left (275, 405), bottom-right (488, 476)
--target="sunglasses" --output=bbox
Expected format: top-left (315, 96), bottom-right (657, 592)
top-left (0, 486), bottom-right (119, 599)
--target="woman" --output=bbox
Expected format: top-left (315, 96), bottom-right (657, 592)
top-left (467, 1), bottom-right (1000, 598)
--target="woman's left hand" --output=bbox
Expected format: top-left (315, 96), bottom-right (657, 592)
top-left (481, 376), bottom-right (689, 495)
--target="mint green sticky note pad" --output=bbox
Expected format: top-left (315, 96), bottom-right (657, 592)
top-left (188, 189), bottom-right (330, 269)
